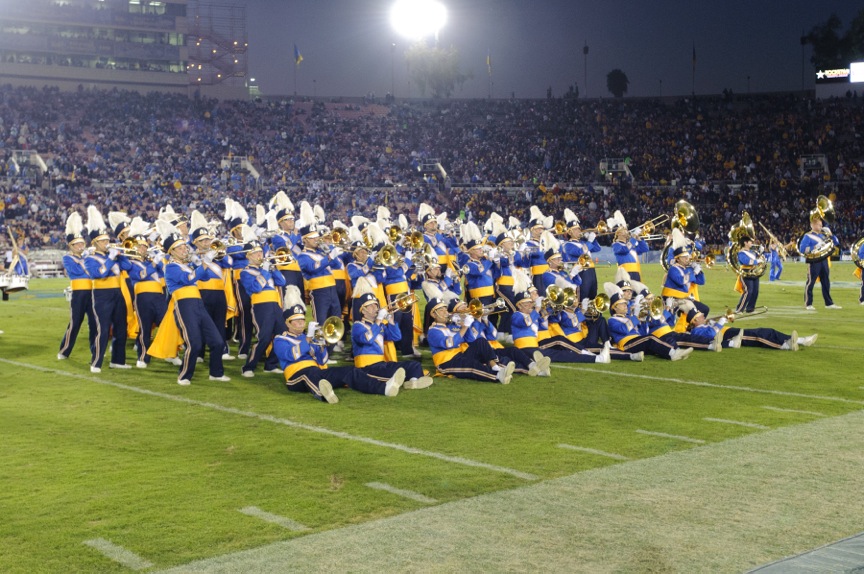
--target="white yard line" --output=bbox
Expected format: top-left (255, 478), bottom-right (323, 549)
top-left (635, 430), bottom-right (706, 444)
top-left (761, 406), bottom-right (826, 417)
top-left (557, 444), bottom-right (629, 461)
top-left (82, 538), bottom-right (153, 571)
top-left (703, 418), bottom-right (770, 430)
top-left (237, 506), bottom-right (310, 531)
top-left (0, 359), bottom-right (538, 481)
top-left (554, 365), bottom-right (864, 405)
top-left (365, 482), bottom-right (438, 504)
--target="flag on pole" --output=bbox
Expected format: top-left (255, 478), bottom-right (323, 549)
top-left (486, 50), bottom-right (492, 77)
top-left (294, 44), bottom-right (303, 66)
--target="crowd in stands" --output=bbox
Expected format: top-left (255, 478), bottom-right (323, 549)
top-left (0, 84), bottom-right (862, 255)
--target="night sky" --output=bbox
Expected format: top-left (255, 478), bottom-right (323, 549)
top-left (244, 0), bottom-right (860, 99)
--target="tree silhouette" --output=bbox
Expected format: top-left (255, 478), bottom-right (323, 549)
top-left (806, 8), bottom-right (864, 69)
top-left (606, 69), bottom-right (629, 98)
top-left (404, 43), bottom-right (472, 98)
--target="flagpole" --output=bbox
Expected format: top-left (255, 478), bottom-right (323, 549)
top-left (691, 42), bottom-right (696, 96)
top-left (294, 63), bottom-right (297, 96)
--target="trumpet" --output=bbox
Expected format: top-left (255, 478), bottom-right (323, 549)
top-left (691, 252), bottom-right (715, 269)
top-left (386, 293), bottom-right (417, 313)
top-left (264, 246), bottom-right (294, 265)
top-left (462, 297), bottom-right (507, 318)
top-left (107, 238), bottom-right (145, 259)
top-left (311, 316), bottom-right (345, 345)
top-left (209, 239), bottom-right (227, 260)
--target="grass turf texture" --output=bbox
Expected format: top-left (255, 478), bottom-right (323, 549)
top-left (1, 262), bottom-right (863, 572)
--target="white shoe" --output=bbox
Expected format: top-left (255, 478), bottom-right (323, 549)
top-left (222, 353), bottom-right (236, 361)
top-left (166, 357), bottom-right (182, 366)
top-left (237, 354), bottom-right (248, 360)
top-left (109, 363), bottom-right (131, 369)
top-left (826, 304), bottom-right (842, 309)
top-left (136, 360), bottom-right (148, 369)
top-left (595, 341), bottom-right (611, 364)
top-left (729, 329), bottom-right (744, 349)
top-left (385, 368), bottom-right (406, 397)
top-left (532, 350), bottom-right (545, 365)
top-left (265, 367), bottom-right (283, 374)
top-left (805, 305), bottom-right (815, 310)
top-left (334, 341), bottom-right (345, 352)
top-left (57, 353), bottom-right (67, 360)
top-left (497, 361), bottom-right (515, 384)
top-left (241, 370), bottom-right (254, 378)
top-left (209, 375), bottom-right (231, 382)
top-left (326, 359), bottom-right (337, 365)
top-left (90, 366), bottom-right (101, 373)
top-left (504, 334), bottom-right (514, 345)
top-left (860, 301), bottom-right (864, 305)
top-left (527, 361), bottom-right (541, 377)
top-left (785, 330), bottom-right (799, 351)
top-left (670, 347), bottom-right (692, 361)
top-left (630, 352), bottom-right (644, 362)
top-left (798, 333), bottom-right (818, 347)
top-left (177, 378), bottom-right (191, 386)
top-left (318, 379), bottom-right (339, 404)
top-left (711, 329), bottom-right (724, 352)
top-left (196, 357), bottom-right (204, 364)
top-left (536, 355), bottom-right (552, 375)
top-left (404, 376), bottom-right (434, 390)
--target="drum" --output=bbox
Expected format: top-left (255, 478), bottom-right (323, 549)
top-left (0, 274), bottom-right (9, 290)
top-left (5, 274), bottom-right (29, 293)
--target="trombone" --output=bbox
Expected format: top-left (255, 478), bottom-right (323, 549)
top-left (581, 220), bottom-right (611, 236)
top-left (311, 316), bottom-right (345, 345)
top-left (264, 246), bottom-right (294, 265)
top-left (386, 292), bottom-right (417, 313)
top-left (629, 214), bottom-right (669, 241)
top-left (461, 297), bottom-right (507, 318)
top-left (107, 238), bottom-right (146, 259)
top-left (758, 222), bottom-right (788, 260)
top-left (705, 306), bottom-right (768, 323)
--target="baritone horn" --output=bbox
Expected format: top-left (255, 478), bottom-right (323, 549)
top-left (584, 293), bottom-right (610, 318)
top-left (386, 292), bottom-right (416, 313)
top-left (312, 316), bottom-right (345, 345)
top-left (374, 244), bottom-right (403, 267)
top-left (464, 297), bottom-right (507, 318)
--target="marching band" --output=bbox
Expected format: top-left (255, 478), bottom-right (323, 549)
top-left (43, 191), bottom-right (840, 398)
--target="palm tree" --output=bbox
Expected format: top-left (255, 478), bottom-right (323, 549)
top-left (606, 69), bottom-right (629, 98)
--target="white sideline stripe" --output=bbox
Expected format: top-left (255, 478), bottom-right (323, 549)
top-left (82, 538), bottom-right (153, 571)
top-left (762, 406), bottom-right (826, 417)
top-left (0, 358), bottom-right (538, 481)
top-left (554, 365), bottom-right (864, 405)
top-left (635, 429), bottom-right (705, 444)
top-left (703, 418), bottom-right (770, 430)
top-left (557, 444), bottom-right (629, 461)
top-left (238, 506), bottom-right (309, 531)
top-left (365, 482), bottom-right (438, 504)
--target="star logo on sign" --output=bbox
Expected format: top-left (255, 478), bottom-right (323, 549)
top-left (816, 70), bottom-right (825, 79)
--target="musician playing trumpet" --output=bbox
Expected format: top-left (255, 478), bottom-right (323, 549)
top-left (239, 237), bottom-right (287, 378)
top-left (190, 211), bottom-right (235, 362)
top-left (608, 210), bottom-right (649, 282)
top-left (560, 209), bottom-right (601, 299)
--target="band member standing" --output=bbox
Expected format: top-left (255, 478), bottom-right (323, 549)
top-left (189, 210), bottom-right (235, 361)
top-left (84, 206), bottom-right (132, 373)
top-left (125, 217), bottom-right (168, 369)
top-left (516, 206), bottom-right (553, 290)
top-left (224, 198), bottom-right (253, 358)
top-left (768, 239), bottom-right (784, 282)
top-left (58, 211), bottom-right (97, 361)
top-left (239, 231), bottom-right (287, 378)
top-left (608, 210), bottom-right (649, 282)
top-left (799, 207), bottom-right (841, 310)
top-left (274, 286), bottom-right (405, 403)
top-left (295, 202), bottom-right (342, 342)
top-left (855, 240), bottom-right (864, 305)
top-left (561, 208), bottom-right (600, 299)
top-left (269, 192), bottom-right (306, 302)
top-left (155, 220), bottom-right (229, 385)
top-left (734, 235), bottom-right (761, 313)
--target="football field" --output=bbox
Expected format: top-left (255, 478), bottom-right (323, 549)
top-left (2, 262), bottom-right (863, 573)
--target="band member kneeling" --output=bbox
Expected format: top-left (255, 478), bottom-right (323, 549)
top-left (273, 286), bottom-right (405, 403)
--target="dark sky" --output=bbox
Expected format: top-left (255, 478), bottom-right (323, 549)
top-left (244, 0), bottom-right (860, 99)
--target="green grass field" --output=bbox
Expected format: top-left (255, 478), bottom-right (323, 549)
top-left (2, 263), bottom-right (864, 573)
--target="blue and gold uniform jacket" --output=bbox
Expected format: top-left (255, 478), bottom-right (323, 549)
top-left (351, 319), bottom-right (401, 368)
top-left (273, 332), bottom-right (329, 379)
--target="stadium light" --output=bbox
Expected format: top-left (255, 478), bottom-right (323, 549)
top-left (390, 0), bottom-right (447, 41)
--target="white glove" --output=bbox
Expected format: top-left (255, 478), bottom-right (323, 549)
top-left (108, 248), bottom-right (119, 259)
top-left (306, 321), bottom-right (319, 338)
top-left (261, 261), bottom-right (272, 272)
top-left (404, 250), bottom-right (414, 261)
top-left (377, 308), bottom-right (388, 321)
top-left (822, 227), bottom-right (832, 236)
top-left (329, 247), bottom-right (343, 259)
top-left (534, 298), bottom-right (543, 311)
top-left (631, 227), bottom-right (642, 237)
top-left (692, 263), bottom-right (702, 275)
top-left (445, 266), bottom-right (456, 279)
top-left (487, 248), bottom-right (499, 260)
top-left (585, 232), bottom-right (597, 243)
top-left (530, 322), bottom-right (539, 334)
top-left (581, 298), bottom-right (590, 312)
top-left (148, 231), bottom-right (160, 243)
top-left (633, 294), bottom-right (645, 309)
top-left (463, 315), bottom-right (475, 328)
top-left (717, 317), bottom-right (727, 327)
top-left (569, 264), bottom-right (583, 279)
top-left (202, 250), bottom-right (216, 263)
top-left (666, 297), bottom-right (677, 309)
top-left (451, 314), bottom-right (463, 326)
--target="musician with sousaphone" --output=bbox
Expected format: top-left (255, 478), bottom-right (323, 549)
top-left (728, 213), bottom-right (768, 314)
top-left (798, 195), bottom-right (842, 310)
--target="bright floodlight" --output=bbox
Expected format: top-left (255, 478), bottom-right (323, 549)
top-left (390, 0), bottom-right (447, 40)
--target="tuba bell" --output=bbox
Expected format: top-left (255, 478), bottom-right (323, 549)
top-left (851, 237), bottom-right (864, 270)
top-left (728, 212), bottom-right (767, 278)
top-left (802, 195), bottom-right (837, 263)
